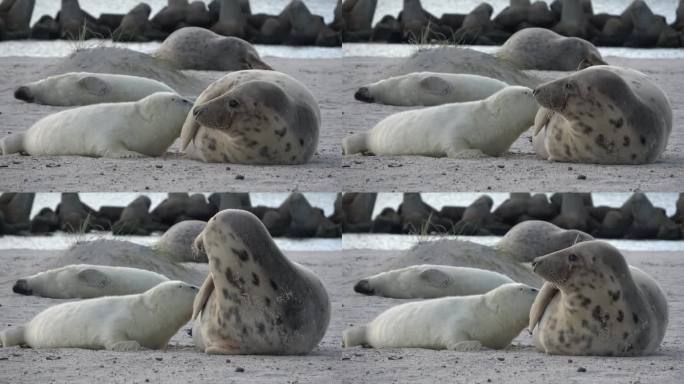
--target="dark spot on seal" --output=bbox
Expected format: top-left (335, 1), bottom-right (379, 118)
top-left (264, 297), bottom-right (271, 307)
top-left (269, 279), bottom-right (278, 291)
top-left (207, 138), bottom-right (217, 151)
top-left (274, 127), bottom-right (287, 137)
top-left (285, 142), bottom-right (291, 152)
top-left (275, 316), bottom-right (283, 325)
top-left (617, 310), bottom-right (624, 322)
top-left (632, 312), bottom-right (639, 323)
top-left (581, 319), bottom-right (589, 328)
top-left (640, 136), bottom-right (646, 145)
top-left (291, 155), bottom-right (297, 161)
top-left (592, 306), bottom-right (602, 323)
top-left (580, 297), bottom-right (592, 308)
top-left (558, 331), bottom-right (566, 344)
top-left (587, 113), bottom-right (595, 118)
top-left (623, 332), bottom-right (629, 340)
top-left (299, 139), bottom-right (304, 146)
top-left (564, 144), bottom-right (572, 157)
top-left (257, 323), bottom-right (266, 335)
top-left (608, 290), bottom-right (621, 302)
top-left (581, 123), bottom-right (593, 134)
top-left (259, 146), bottom-right (269, 158)
top-left (247, 140), bottom-right (258, 148)
top-left (609, 118), bottom-right (623, 129)
top-left (251, 273), bottom-right (260, 286)
top-left (631, 153), bottom-right (637, 160)
top-left (242, 326), bottom-right (249, 335)
top-left (232, 248), bottom-right (249, 262)
top-left (222, 288), bottom-right (229, 298)
top-left (623, 136), bottom-right (631, 147)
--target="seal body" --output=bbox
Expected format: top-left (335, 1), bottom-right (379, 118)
top-left (354, 72), bottom-right (508, 106)
top-left (154, 27), bottom-right (271, 71)
top-left (343, 283), bottom-right (538, 350)
top-left (532, 65), bottom-right (672, 164)
top-left (12, 264), bottom-right (170, 299)
top-left (353, 264), bottom-right (515, 299)
top-left (152, 220), bottom-right (208, 263)
top-left (13, 72), bottom-right (176, 106)
top-left (0, 92), bottom-right (192, 158)
top-left (191, 209), bottom-right (330, 355)
top-left (342, 86), bottom-right (539, 158)
top-left (496, 220), bottom-right (594, 263)
top-left (497, 28), bottom-right (606, 70)
top-left (530, 241), bottom-right (668, 356)
top-left (181, 70), bottom-right (320, 164)
top-left (0, 281), bottom-right (198, 351)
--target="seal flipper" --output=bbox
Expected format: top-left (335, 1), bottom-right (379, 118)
top-left (192, 275), bottom-right (215, 320)
top-left (418, 268), bottom-right (452, 289)
top-left (342, 325), bottom-right (368, 348)
top-left (419, 76), bottom-right (452, 96)
top-left (0, 133), bottom-right (26, 155)
top-left (528, 282), bottom-right (559, 333)
top-left (342, 132), bottom-right (369, 155)
top-left (0, 325), bottom-right (26, 347)
top-left (77, 76), bottom-right (111, 96)
top-left (77, 269), bottom-right (111, 288)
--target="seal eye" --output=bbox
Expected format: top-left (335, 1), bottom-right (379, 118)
top-left (229, 99), bottom-right (239, 108)
top-left (568, 253), bottom-right (578, 262)
top-left (565, 82), bottom-right (574, 90)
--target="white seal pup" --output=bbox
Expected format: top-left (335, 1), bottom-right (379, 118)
top-left (354, 72), bottom-right (508, 106)
top-left (343, 283), bottom-right (538, 350)
top-left (0, 281), bottom-right (198, 351)
top-left (12, 264), bottom-right (170, 299)
top-left (495, 220), bottom-right (594, 263)
top-left (529, 241), bottom-right (669, 356)
top-left (342, 86), bottom-right (539, 158)
top-left (497, 28), bottom-right (607, 71)
top-left (532, 65), bottom-right (672, 164)
top-left (154, 27), bottom-right (272, 71)
top-left (0, 92), bottom-right (192, 158)
top-left (181, 70), bottom-right (320, 164)
top-left (191, 209), bottom-right (330, 355)
top-left (14, 72), bottom-right (177, 106)
top-left (353, 264), bottom-right (515, 299)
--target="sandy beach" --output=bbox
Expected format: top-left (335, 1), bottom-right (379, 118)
top-left (0, 50), bottom-right (682, 192)
top-left (0, 246), bottom-right (682, 383)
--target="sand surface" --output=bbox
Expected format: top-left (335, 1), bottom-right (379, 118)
top-left (0, 247), bottom-right (682, 383)
top-left (0, 52), bottom-right (682, 192)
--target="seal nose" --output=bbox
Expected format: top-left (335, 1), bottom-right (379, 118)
top-left (353, 279), bottom-right (374, 295)
top-left (532, 88), bottom-right (539, 97)
top-left (12, 279), bottom-right (32, 295)
top-left (14, 86), bottom-right (33, 102)
top-left (354, 87), bottom-right (373, 103)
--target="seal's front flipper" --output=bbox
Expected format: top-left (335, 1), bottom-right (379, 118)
top-left (419, 268), bottom-right (452, 289)
top-left (342, 325), bottom-right (368, 348)
top-left (447, 339), bottom-right (483, 352)
top-left (106, 340), bottom-right (143, 352)
top-left (342, 132), bottom-right (369, 155)
top-left (0, 325), bottom-right (26, 347)
top-left (528, 282), bottom-right (559, 333)
top-left (77, 76), bottom-right (111, 96)
top-left (0, 133), bottom-right (26, 155)
top-left (205, 339), bottom-right (241, 355)
top-left (419, 76), bottom-right (452, 97)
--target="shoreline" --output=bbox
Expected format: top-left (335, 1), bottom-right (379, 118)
top-left (0, 248), bottom-right (682, 383)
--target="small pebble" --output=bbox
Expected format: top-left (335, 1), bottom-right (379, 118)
top-left (225, 359), bottom-right (231, 363)
top-left (235, 367), bottom-right (245, 373)
top-left (235, 174), bottom-right (245, 180)
top-left (155, 357), bottom-right (162, 361)
top-left (577, 174), bottom-right (587, 180)
top-left (577, 367), bottom-right (587, 373)
top-left (497, 357), bottom-right (505, 361)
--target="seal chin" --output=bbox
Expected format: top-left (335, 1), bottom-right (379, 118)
top-left (353, 279), bottom-right (374, 295)
top-left (354, 87), bottom-right (374, 103)
top-left (12, 279), bottom-right (32, 295)
top-left (14, 86), bottom-right (33, 103)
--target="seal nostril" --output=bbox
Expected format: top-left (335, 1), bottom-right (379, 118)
top-left (192, 107), bottom-right (201, 117)
top-left (532, 89), bottom-right (539, 97)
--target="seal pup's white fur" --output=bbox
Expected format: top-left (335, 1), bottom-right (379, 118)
top-left (353, 264), bottom-right (515, 299)
top-left (1, 281), bottom-right (198, 351)
top-left (354, 72), bottom-right (508, 106)
top-left (12, 264), bottom-right (170, 299)
top-left (342, 86), bottom-right (539, 158)
top-left (0, 92), bottom-right (192, 158)
top-left (343, 283), bottom-right (538, 351)
top-left (14, 72), bottom-right (177, 106)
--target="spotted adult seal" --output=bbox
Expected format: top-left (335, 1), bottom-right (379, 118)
top-left (343, 86), bottom-right (539, 158)
top-left (497, 28), bottom-right (606, 71)
top-left (495, 220), bottom-right (594, 263)
top-left (191, 209), bottom-right (330, 354)
top-left (354, 72), bottom-right (508, 106)
top-left (0, 92), bottom-right (192, 158)
top-left (343, 283), bottom-right (538, 350)
top-left (353, 264), bottom-right (515, 299)
top-left (154, 26), bottom-right (272, 71)
top-left (12, 264), bottom-right (170, 299)
top-left (529, 241), bottom-right (668, 356)
top-left (532, 65), bottom-right (672, 164)
top-left (181, 70), bottom-right (321, 164)
top-left (1, 281), bottom-right (198, 351)
top-left (14, 72), bottom-right (176, 106)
